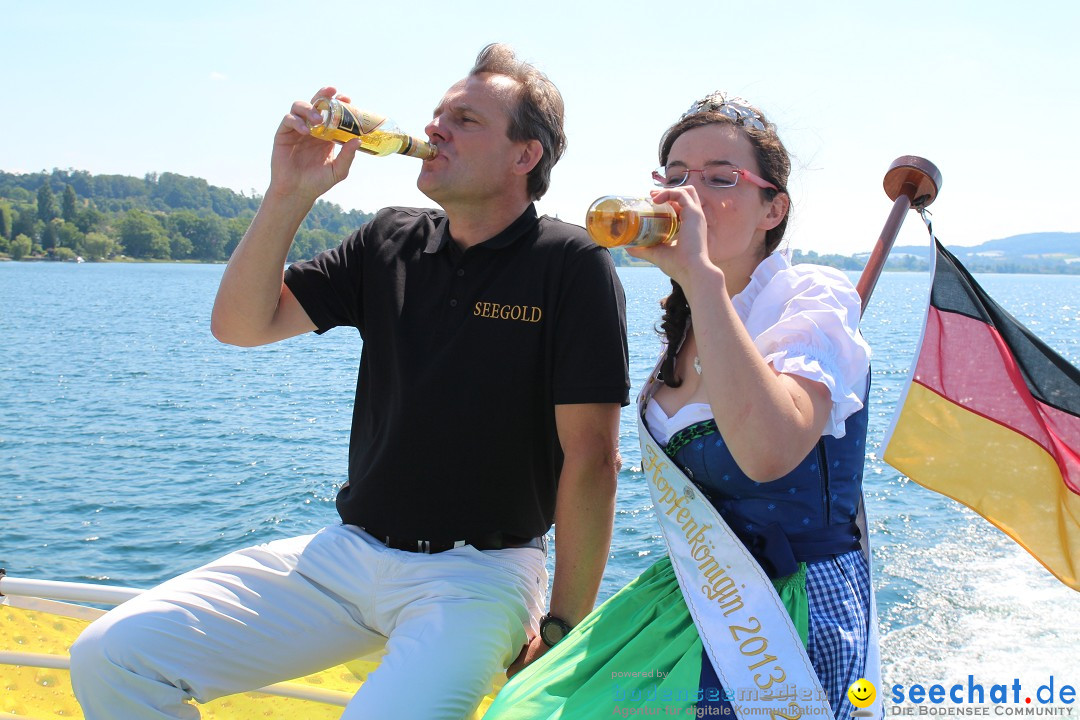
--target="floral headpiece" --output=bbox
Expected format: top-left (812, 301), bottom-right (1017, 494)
top-left (681, 91), bottom-right (766, 132)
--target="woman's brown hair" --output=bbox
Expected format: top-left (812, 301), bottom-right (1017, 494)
top-left (657, 96), bottom-right (791, 388)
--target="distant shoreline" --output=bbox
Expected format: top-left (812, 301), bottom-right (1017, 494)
top-left (4, 169), bottom-right (1074, 272)
top-left (5, 255), bottom-right (1080, 276)
top-left (0, 256), bottom-right (225, 265)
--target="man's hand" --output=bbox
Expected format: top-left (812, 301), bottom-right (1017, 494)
top-left (267, 87), bottom-right (362, 206)
top-left (506, 635), bottom-right (551, 678)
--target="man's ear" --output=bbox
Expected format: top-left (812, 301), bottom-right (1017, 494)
top-left (512, 139), bottom-right (544, 177)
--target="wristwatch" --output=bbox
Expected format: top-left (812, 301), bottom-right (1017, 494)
top-left (538, 613), bottom-right (573, 647)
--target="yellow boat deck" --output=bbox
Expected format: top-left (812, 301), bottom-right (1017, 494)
top-left (1, 603), bottom-right (499, 719)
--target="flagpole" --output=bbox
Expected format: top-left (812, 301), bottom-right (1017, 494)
top-left (856, 156), bottom-right (942, 316)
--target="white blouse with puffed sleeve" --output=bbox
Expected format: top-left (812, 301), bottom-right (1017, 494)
top-left (647, 252), bottom-right (871, 445)
top-left (731, 252), bottom-right (871, 438)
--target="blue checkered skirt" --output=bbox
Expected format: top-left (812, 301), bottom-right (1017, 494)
top-left (806, 549), bottom-right (876, 720)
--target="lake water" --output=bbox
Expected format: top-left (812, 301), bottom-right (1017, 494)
top-left (2, 261), bottom-right (1078, 692)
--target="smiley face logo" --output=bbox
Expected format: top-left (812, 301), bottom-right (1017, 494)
top-left (847, 678), bottom-right (876, 709)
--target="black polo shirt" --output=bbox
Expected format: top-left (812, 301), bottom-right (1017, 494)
top-left (284, 204), bottom-right (629, 541)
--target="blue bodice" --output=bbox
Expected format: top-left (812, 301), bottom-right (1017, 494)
top-left (662, 391), bottom-right (869, 578)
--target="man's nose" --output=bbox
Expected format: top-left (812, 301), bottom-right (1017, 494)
top-left (425, 116), bottom-right (447, 144)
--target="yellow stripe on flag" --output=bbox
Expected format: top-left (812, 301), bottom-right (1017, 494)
top-left (885, 383), bottom-right (1080, 589)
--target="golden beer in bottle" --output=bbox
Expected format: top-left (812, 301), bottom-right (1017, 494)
top-left (307, 96), bottom-right (437, 160)
top-left (585, 196), bottom-right (678, 248)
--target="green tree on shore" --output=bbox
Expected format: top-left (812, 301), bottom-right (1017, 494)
top-left (83, 232), bottom-right (117, 261)
top-left (37, 182), bottom-right (57, 224)
top-left (11, 208), bottom-right (36, 243)
top-left (167, 210), bottom-right (228, 261)
top-left (119, 210), bottom-right (170, 259)
top-left (11, 234), bottom-right (32, 260)
top-left (0, 201), bottom-right (12, 240)
top-left (62, 184), bottom-right (78, 222)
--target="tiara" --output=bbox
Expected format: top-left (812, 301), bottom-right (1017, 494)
top-left (681, 91), bottom-right (766, 131)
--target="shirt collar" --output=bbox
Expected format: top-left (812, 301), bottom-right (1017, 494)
top-left (424, 204), bottom-right (539, 255)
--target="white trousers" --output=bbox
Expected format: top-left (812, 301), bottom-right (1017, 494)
top-left (70, 524), bottom-right (548, 720)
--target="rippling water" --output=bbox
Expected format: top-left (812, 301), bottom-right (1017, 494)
top-left (2, 261), bottom-right (1078, 689)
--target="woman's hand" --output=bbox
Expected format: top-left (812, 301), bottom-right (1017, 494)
top-left (626, 185), bottom-right (720, 295)
top-left (266, 86), bottom-right (362, 206)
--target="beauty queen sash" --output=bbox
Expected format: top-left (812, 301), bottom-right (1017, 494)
top-left (638, 373), bottom-right (835, 720)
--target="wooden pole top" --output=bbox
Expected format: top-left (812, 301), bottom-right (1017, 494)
top-left (883, 156), bottom-right (942, 209)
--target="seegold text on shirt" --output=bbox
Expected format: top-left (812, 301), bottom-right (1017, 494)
top-left (473, 302), bottom-right (543, 323)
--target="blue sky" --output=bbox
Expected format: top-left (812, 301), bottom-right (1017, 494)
top-left (4, 1), bottom-right (1077, 255)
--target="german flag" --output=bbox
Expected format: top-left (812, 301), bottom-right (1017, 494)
top-left (883, 240), bottom-right (1080, 590)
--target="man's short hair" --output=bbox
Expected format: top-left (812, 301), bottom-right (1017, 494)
top-left (470, 43), bottom-right (566, 201)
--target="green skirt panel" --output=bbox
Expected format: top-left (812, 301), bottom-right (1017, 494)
top-left (484, 556), bottom-right (808, 719)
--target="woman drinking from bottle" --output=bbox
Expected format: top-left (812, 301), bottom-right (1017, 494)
top-left (485, 92), bottom-right (879, 720)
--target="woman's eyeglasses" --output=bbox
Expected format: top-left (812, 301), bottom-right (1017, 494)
top-left (652, 164), bottom-right (778, 191)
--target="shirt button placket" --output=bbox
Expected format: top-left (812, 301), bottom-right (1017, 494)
top-left (449, 264), bottom-right (466, 311)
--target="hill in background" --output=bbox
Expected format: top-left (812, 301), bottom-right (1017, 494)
top-left (0, 168), bottom-right (373, 262)
top-left (856, 232), bottom-right (1080, 273)
top-left (612, 233), bottom-right (1079, 274)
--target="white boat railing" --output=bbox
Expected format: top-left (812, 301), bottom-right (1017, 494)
top-left (0, 573), bottom-right (353, 708)
top-left (0, 575), bottom-right (141, 605)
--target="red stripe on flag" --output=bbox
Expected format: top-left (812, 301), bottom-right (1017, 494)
top-left (915, 307), bottom-right (1080, 494)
